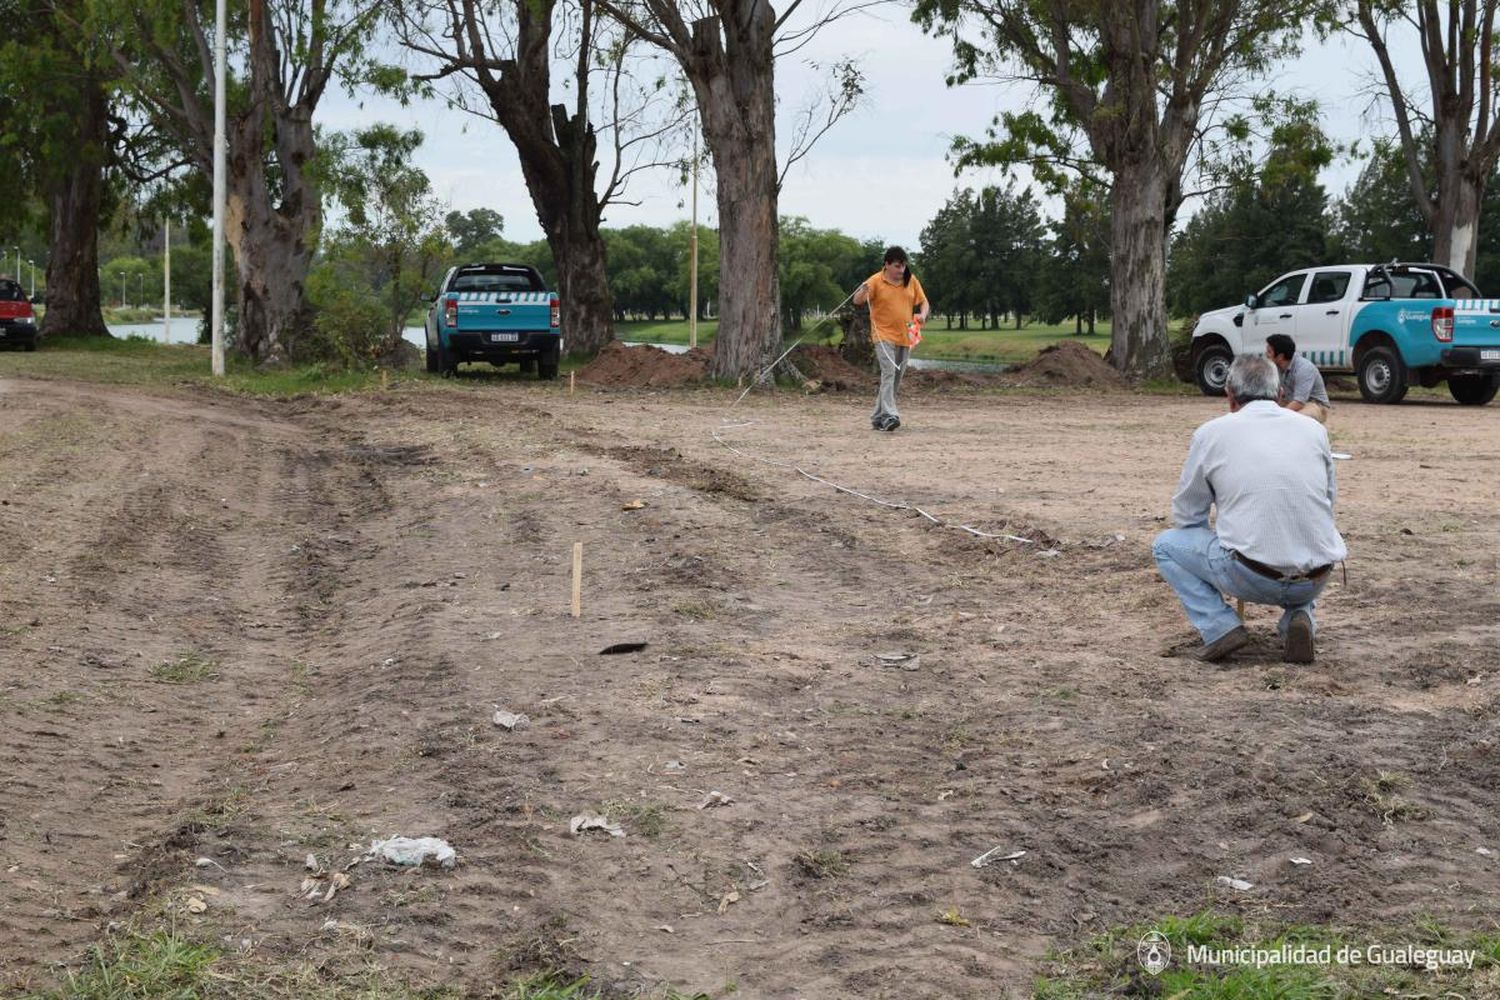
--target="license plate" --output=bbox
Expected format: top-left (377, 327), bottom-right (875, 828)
top-left (1483, 349), bottom-right (1500, 361)
top-left (489, 332), bottom-right (518, 343)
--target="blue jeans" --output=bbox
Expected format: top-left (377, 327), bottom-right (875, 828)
top-left (1152, 527), bottom-right (1328, 644)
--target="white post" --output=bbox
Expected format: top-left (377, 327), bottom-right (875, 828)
top-left (163, 222), bottom-right (172, 344)
top-left (210, 0), bottom-right (227, 376)
top-left (27, 261), bottom-right (35, 298)
top-left (689, 125), bottom-right (699, 350)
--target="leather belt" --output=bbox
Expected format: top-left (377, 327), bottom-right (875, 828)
top-left (1230, 550), bottom-right (1332, 583)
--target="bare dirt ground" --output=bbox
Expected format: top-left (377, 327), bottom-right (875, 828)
top-left (2, 372), bottom-right (1498, 997)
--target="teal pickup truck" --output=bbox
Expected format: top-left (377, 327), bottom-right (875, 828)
top-left (1191, 262), bottom-right (1500, 405)
top-left (425, 263), bottom-right (561, 378)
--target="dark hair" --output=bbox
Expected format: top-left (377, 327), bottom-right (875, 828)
top-left (1265, 333), bottom-right (1297, 361)
top-left (883, 245), bottom-right (912, 287)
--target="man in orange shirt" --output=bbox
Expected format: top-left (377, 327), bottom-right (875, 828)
top-left (853, 246), bottom-right (929, 431)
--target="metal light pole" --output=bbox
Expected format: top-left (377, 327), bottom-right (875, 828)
top-left (163, 222), bottom-right (172, 344)
top-left (210, 0), bottom-right (227, 376)
top-left (27, 260), bottom-right (35, 298)
top-left (10, 247), bottom-right (17, 280)
top-left (689, 126), bottom-right (699, 350)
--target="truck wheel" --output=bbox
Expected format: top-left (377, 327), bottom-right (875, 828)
top-left (438, 343), bottom-right (457, 378)
top-left (1357, 345), bottom-right (1408, 404)
top-left (1194, 343), bottom-right (1232, 396)
top-left (425, 346), bottom-right (438, 373)
top-left (23, 340), bottom-right (36, 352)
top-left (538, 347), bottom-right (560, 380)
top-left (1448, 372), bottom-right (1500, 406)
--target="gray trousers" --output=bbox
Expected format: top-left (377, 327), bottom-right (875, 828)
top-left (872, 341), bottom-right (909, 426)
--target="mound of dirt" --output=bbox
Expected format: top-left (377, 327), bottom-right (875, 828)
top-left (1001, 339), bottom-right (1127, 389)
top-left (576, 341), bottom-right (712, 388)
top-left (792, 345), bottom-right (874, 390)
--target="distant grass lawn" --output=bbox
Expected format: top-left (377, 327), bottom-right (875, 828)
top-left (616, 317), bottom-right (1112, 365)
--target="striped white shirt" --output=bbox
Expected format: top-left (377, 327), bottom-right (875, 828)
top-left (1172, 401), bottom-right (1347, 574)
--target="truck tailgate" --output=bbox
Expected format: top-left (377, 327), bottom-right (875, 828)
top-left (452, 291), bottom-right (553, 333)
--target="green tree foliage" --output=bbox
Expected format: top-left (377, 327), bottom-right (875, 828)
top-left (778, 218), bottom-right (867, 332)
top-left (1170, 145), bottom-right (1334, 317)
top-left (1034, 185), bottom-right (1110, 333)
top-left (604, 225), bottom-right (677, 320)
top-left (89, 0), bottom-right (384, 363)
top-left (1329, 134), bottom-right (1500, 293)
top-left (918, 182), bottom-right (1045, 329)
top-left (1328, 137), bottom-right (1432, 269)
top-left (445, 208), bottom-right (506, 257)
top-left (668, 221), bottom-right (719, 321)
top-left (319, 125), bottom-right (450, 359)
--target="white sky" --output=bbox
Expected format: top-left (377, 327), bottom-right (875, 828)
top-left (319, 13), bottom-right (1417, 251)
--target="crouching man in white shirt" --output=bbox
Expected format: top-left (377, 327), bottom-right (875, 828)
top-left (1153, 354), bottom-right (1347, 663)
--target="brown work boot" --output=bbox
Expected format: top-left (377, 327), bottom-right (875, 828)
top-left (1193, 626), bottom-right (1250, 662)
top-left (1284, 611), bottom-right (1314, 664)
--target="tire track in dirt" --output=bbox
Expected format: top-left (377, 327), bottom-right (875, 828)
top-left (0, 380), bottom-right (394, 988)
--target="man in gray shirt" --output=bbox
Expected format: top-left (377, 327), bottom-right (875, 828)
top-left (1266, 334), bottom-right (1331, 424)
top-left (1153, 354), bottom-right (1347, 663)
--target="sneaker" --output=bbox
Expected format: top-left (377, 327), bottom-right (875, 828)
top-left (1193, 626), bottom-right (1250, 662)
top-left (884, 417), bottom-right (900, 432)
top-left (1284, 611), bottom-right (1314, 663)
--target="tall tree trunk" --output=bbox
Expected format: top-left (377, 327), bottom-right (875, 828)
top-left (447, 0), bottom-right (616, 357)
top-left (839, 302), bottom-right (872, 367)
top-left (689, 13), bottom-right (780, 380)
top-left (1108, 160), bottom-right (1171, 376)
top-left (223, 117), bottom-right (316, 366)
top-left (39, 76), bottom-right (109, 339)
top-left (1433, 172), bottom-right (1484, 278)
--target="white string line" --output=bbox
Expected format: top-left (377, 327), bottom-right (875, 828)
top-left (711, 294), bottom-right (1035, 546)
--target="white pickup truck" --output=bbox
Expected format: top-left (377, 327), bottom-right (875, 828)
top-left (1190, 262), bottom-right (1500, 405)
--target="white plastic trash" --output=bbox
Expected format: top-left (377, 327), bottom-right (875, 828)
top-left (370, 836), bottom-right (457, 869)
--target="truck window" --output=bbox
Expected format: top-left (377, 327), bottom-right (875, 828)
top-left (1307, 272), bottom-right (1351, 304)
top-left (1260, 274), bottom-right (1307, 307)
top-left (0, 281), bottom-right (23, 301)
top-left (1442, 274), bottom-right (1482, 299)
top-left (1364, 270), bottom-right (1441, 299)
top-left (450, 268), bottom-right (543, 293)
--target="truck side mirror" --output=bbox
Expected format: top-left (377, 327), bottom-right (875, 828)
top-left (1244, 293), bottom-right (1258, 310)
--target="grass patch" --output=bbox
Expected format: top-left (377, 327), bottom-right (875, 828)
top-left (149, 652), bottom-right (220, 684)
top-left (794, 848), bottom-right (849, 880)
top-left (604, 800), bottom-right (670, 839)
top-left (30, 928), bottom-right (220, 1000)
top-left (1360, 770), bottom-right (1428, 825)
top-left (1035, 910), bottom-right (1500, 999)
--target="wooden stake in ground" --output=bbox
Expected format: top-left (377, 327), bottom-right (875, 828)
top-left (571, 542), bottom-right (583, 618)
top-left (569, 370), bottom-right (576, 395)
